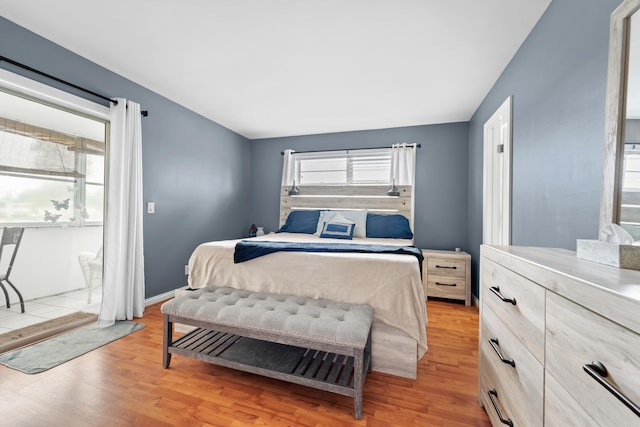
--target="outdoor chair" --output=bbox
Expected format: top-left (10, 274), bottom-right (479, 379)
top-left (0, 227), bottom-right (26, 313)
top-left (78, 247), bottom-right (103, 303)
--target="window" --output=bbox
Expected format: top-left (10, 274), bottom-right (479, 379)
top-left (621, 143), bottom-right (640, 229)
top-left (623, 144), bottom-right (640, 190)
top-left (0, 89), bottom-right (107, 225)
top-left (294, 149), bottom-right (392, 186)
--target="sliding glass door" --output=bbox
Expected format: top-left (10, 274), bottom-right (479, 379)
top-left (0, 84), bottom-right (108, 316)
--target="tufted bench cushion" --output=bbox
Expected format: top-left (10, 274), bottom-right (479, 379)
top-left (161, 286), bottom-right (373, 349)
top-left (161, 285), bottom-right (374, 419)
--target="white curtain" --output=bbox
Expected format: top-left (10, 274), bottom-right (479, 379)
top-left (390, 143), bottom-right (417, 186)
top-left (281, 149), bottom-right (296, 186)
top-left (99, 98), bottom-right (145, 326)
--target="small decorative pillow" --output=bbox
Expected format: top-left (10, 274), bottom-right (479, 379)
top-left (319, 221), bottom-right (355, 239)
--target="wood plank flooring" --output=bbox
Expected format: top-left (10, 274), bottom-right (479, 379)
top-left (0, 299), bottom-right (491, 426)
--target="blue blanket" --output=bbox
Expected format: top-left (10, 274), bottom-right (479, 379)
top-left (234, 240), bottom-right (424, 269)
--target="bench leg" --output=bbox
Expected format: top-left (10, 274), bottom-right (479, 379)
top-left (353, 349), bottom-right (364, 419)
top-left (366, 329), bottom-right (373, 373)
top-left (163, 314), bottom-right (172, 368)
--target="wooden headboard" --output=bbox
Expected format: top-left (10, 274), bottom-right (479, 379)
top-left (279, 184), bottom-right (414, 230)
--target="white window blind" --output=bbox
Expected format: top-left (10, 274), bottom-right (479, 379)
top-left (0, 116), bottom-right (104, 178)
top-left (623, 144), bottom-right (640, 190)
top-left (295, 148), bottom-right (392, 185)
top-left (621, 144), bottom-right (640, 226)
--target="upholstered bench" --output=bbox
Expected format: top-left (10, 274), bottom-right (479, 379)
top-left (161, 285), bottom-right (374, 419)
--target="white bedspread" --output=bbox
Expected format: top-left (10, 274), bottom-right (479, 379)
top-left (188, 233), bottom-right (427, 359)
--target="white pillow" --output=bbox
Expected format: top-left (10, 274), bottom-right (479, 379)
top-left (315, 210), bottom-right (367, 238)
top-left (324, 212), bottom-right (353, 225)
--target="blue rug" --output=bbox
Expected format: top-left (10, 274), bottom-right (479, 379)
top-left (0, 320), bottom-right (145, 374)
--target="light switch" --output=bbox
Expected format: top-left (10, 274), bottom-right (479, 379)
top-left (147, 202), bottom-right (155, 214)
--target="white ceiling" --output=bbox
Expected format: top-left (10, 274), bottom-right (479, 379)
top-left (0, 0), bottom-right (551, 139)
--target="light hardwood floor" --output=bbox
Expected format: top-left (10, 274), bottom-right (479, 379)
top-left (0, 299), bottom-right (491, 426)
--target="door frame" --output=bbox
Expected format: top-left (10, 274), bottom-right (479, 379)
top-left (482, 96), bottom-right (512, 245)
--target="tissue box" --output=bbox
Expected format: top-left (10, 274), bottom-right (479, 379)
top-left (576, 239), bottom-right (640, 270)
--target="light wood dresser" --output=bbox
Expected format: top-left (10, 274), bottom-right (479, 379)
top-left (421, 249), bottom-right (471, 305)
top-left (479, 245), bottom-right (640, 427)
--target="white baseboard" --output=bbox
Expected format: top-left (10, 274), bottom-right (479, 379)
top-left (152, 286), bottom-right (197, 333)
top-left (472, 294), bottom-right (480, 307)
top-left (145, 286), bottom-right (188, 306)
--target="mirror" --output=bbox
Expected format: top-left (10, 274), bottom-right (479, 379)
top-left (600, 0), bottom-right (640, 235)
top-left (622, 10), bottom-right (640, 239)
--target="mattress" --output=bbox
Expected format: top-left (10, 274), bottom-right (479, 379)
top-left (188, 232), bottom-right (427, 358)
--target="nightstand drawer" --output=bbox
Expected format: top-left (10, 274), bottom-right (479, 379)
top-left (546, 292), bottom-right (640, 427)
top-left (426, 275), bottom-right (466, 299)
top-left (426, 257), bottom-right (466, 278)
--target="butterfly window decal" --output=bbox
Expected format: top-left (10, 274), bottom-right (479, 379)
top-left (44, 210), bottom-right (62, 223)
top-left (51, 198), bottom-right (70, 210)
top-left (69, 209), bottom-right (89, 222)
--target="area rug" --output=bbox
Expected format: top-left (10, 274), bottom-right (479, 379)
top-left (0, 311), bottom-right (98, 354)
top-left (0, 320), bottom-right (145, 374)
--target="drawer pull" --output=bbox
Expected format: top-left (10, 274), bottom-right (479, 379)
top-left (583, 361), bottom-right (640, 417)
top-left (435, 282), bottom-right (457, 287)
top-left (435, 265), bottom-right (457, 269)
top-left (487, 389), bottom-right (514, 427)
top-left (489, 338), bottom-right (516, 367)
top-left (490, 286), bottom-right (516, 305)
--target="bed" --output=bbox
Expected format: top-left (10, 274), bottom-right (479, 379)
top-left (187, 189), bottom-right (427, 379)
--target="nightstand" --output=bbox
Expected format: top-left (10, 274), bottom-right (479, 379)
top-left (421, 249), bottom-right (471, 306)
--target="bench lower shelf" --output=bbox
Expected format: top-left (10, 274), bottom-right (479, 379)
top-left (165, 327), bottom-right (371, 418)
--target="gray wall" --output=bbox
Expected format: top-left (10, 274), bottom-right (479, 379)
top-left (0, 17), bottom-right (252, 299)
top-left (4, 0), bottom-right (626, 302)
top-left (467, 0), bottom-right (622, 296)
top-left (249, 123), bottom-right (470, 251)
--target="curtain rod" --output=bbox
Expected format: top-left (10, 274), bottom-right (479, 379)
top-left (0, 55), bottom-right (149, 117)
top-left (280, 143), bottom-right (421, 155)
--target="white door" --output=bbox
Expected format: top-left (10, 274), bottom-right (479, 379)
top-left (483, 96), bottom-right (512, 245)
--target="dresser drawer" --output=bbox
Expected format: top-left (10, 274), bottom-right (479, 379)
top-left (479, 373), bottom-right (514, 427)
top-left (546, 292), bottom-right (640, 427)
top-left (480, 304), bottom-right (544, 426)
top-left (481, 257), bottom-right (545, 362)
top-left (479, 355), bottom-right (540, 427)
top-left (544, 373), bottom-right (600, 427)
top-left (426, 275), bottom-right (466, 299)
top-left (426, 257), bottom-right (465, 278)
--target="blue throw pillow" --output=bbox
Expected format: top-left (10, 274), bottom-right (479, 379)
top-left (366, 213), bottom-right (414, 239)
top-left (319, 221), bottom-right (355, 239)
top-left (277, 210), bottom-right (322, 234)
